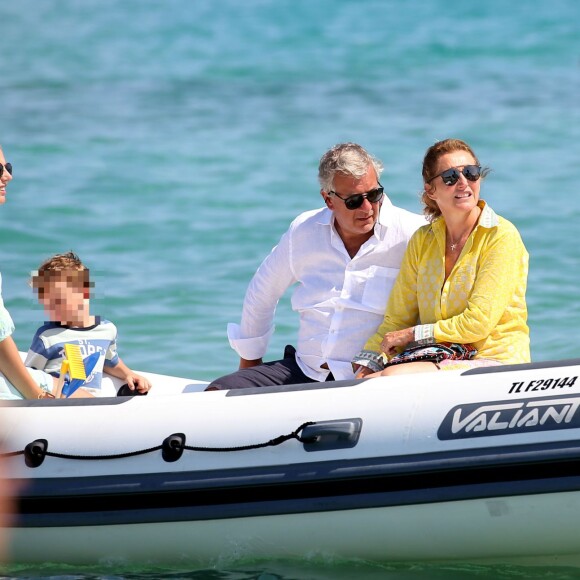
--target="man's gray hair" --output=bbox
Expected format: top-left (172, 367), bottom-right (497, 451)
top-left (318, 143), bottom-right (384, 192)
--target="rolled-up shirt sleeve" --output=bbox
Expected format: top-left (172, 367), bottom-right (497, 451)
top-left (227, 228), bottom-right (297, 360)
top-left (227, 323), bottom-right (275, 361)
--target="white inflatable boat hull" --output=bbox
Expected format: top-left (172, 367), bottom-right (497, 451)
top-left (2, 358), bottom-right (580, 566)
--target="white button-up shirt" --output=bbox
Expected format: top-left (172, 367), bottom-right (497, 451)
top-left (227, 197), bottom-right (426, 380)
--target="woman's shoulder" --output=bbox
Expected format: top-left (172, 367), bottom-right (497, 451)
top-left (480, 214), bottom-right (527, 255)
top-left (490, 214), bottom-right (524, 242)
top-left (496, 213), bottom-right (520, 230)
top-left (412, 219), bottom-right (438, 240)
top-left (405, 221), bottom-right (438, 254)
top-left (479, 202), bottom-right (524, 240)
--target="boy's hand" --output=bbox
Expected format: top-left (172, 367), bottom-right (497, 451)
top-left (124, 372), bottom-right (152, 394)
top-left (106, 359), bottom-right (152, 394)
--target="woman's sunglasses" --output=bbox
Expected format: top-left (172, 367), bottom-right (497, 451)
top-left (330, 183), bottom-right (384, 210)
top-left (429, 165), bottom-right (481, 186)
top-left (0, 163), bottom-right (13, 178)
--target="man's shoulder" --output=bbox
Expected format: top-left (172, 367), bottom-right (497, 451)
top-left (289, 207), bottom-right (330, 229)
top-left (379, 201), bottom-right (427, 234)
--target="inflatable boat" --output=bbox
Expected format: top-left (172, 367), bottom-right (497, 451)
top-left (2, 357), bottom-right (580, 567)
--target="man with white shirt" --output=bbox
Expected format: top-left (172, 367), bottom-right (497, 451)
top-left (206, 143), bottom-right (425, 390)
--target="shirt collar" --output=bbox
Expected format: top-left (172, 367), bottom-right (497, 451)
top-left (377, 195), bottom-right (394, 227)
top-left (317, 207), bottom-right (333, 226)
top-left (476, 200), bottom-right (499, 228)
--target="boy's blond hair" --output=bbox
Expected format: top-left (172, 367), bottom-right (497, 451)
top-left (31, 251), bottom-right (91, 294)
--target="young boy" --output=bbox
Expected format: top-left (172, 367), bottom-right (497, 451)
top-left (25, 252), bottom-right (151, 397)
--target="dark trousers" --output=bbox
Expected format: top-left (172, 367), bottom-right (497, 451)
top-left (205, 345), bottom-right (334, 391)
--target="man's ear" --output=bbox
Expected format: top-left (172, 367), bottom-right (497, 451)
top-left (321, 190), bottom-right (333, 209)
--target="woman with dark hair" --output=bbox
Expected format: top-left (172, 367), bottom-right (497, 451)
top-left (353, 138), bottom-right (530, 378)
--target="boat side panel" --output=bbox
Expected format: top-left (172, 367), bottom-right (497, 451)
top-left (3, 359), bottom-right (580, 481)
top-left (7, 490), bottom-right (580, 565)
top-left (12, 439), bottom-right (580, 527)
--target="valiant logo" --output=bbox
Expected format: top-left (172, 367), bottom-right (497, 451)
top-left (438, 394), bottom-right (580, 440)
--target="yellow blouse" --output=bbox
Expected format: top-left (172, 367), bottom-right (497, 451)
top-left (364, 201), bottom-right (530, 363)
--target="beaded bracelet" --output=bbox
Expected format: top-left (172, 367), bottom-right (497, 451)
top-left (351, 350), bottom-right (386, 373)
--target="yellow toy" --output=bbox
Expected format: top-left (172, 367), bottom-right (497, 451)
top-left (53, 344), bottom-right (87, 399)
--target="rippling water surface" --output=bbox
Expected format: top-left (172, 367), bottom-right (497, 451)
top-left (1, 0), bottom-right (579, 577)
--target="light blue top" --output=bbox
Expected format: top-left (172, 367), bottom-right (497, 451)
top-left (0, 272), bottom-right (53, 400)
top-left (0, 272), bottom-right (15, 342)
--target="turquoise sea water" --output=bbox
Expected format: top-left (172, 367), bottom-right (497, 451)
top-left (1, 0), bottom-right (580, 577)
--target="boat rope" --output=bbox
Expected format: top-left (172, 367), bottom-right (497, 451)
top-left (1, 421), bottom-right (316, 467)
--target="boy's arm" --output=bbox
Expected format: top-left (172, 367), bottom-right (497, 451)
top-left (0, 337), bottom-right (51, 399)
top-left (104, 357), bottom-right (151, 393)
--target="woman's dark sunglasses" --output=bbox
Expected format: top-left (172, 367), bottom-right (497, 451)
top-left (330, 183), bottom-right (384, 210)
top-left (0, 163), bottom-right (13, 178)
top-left (430, 165), bottom-right (481, 186)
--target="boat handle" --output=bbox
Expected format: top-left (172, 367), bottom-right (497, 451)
top-left (301, 418), bottom-right (362, 452)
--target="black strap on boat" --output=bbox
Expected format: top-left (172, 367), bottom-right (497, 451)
top-left (2, 421), bottom-right (316, 467)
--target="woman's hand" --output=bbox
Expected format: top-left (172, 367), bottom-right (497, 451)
top-left (380, 327), bottom-right (414, 357)
top-left (354, 365), bottom-right (375, 379)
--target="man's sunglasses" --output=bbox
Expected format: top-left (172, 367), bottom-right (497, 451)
top-left (0, 163), bottom-right (13, 179)
top-left (329, 183), bottom-right (384, 210)
top-left (429, 165), bottom-right (481, 186)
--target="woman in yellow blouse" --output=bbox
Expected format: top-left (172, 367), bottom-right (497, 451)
top-left (353, 138), bottom-right (530, 378)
